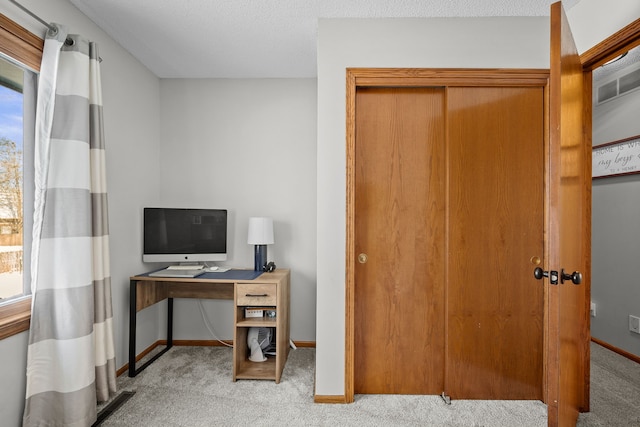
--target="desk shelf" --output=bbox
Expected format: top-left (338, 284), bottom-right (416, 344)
top-left (235, 357), bottom-right (277, 381)
top-left (236, 317), bottom-right (277, 328)
top-left (233, 270), bottom-right (290, 383)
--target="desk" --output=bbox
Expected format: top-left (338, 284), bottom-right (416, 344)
top-left (129, 269), bottom-right (290, 382)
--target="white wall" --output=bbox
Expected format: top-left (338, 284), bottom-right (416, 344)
top-left (158, 78), bottom-right (318, 342)
top-left (0, 1), bottom-right (160, 425)
top-left (0, 333), bottom-right (28, 427)
top-left (567, 0), bottom-right (640, 55)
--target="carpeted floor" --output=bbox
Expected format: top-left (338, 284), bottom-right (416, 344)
top-left (577, 342), bottom-right (640, 427)
top-left (97, 342), bottom-right (639, 427)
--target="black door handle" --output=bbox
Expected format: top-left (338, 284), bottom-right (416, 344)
top-left (533, 267), bottom-right (559, 285)
top-left (561, 269), bottom-right (582, 285)
top-left (533, 267), bottom-right (546, 280)
top-left (534, 267), bottom-right (581, 285)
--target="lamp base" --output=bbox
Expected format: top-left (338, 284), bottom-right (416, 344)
top-left (254, 245), bottom-right (267, 271)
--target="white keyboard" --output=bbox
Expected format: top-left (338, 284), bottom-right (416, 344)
top-left (166, 264), bottom-right (205, 270)
top-left (148, 268), bottom-right (205, 278)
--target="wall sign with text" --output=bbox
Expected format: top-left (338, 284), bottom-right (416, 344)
top-left (592, 135), bottom-right (640, 179)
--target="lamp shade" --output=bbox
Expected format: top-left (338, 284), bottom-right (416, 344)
top-left (247, 217), bottom-right (274, 245)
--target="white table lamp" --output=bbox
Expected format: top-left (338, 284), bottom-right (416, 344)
top-left (248, 217), bottom-right (274, 271)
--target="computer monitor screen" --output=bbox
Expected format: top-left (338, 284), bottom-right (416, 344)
top-left (143, 207), bottom-right (228, 263)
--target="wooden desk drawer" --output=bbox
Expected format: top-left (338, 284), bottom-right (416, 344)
top-left (236, 283), bottom-right (276, 306)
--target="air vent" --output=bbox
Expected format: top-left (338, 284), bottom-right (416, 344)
top-left (619, 68), bottom-right (640, 94)
top-left (597, 65), bottom-right (640, 104)
top-left (597, 80), bottom-right (617, 103)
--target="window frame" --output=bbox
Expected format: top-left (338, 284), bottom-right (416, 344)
top-left (0, 13), bottom-right (42, 340)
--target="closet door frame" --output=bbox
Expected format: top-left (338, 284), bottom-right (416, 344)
top-left (344, 68), bottom-right (550, 403)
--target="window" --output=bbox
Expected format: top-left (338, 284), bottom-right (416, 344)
top-left (0, 58), bottom-right (27, 301)
top-left (0, 14), bottom-right (42, 340)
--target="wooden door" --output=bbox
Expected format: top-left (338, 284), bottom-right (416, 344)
top-left (445, 86), bottom-right (545, 400)
top-left (547, 2), bottom-right (590, 425)
top-left (354, 87), bottom-right (446, 394)
top-left (353, 83), bottom-right (546, 398)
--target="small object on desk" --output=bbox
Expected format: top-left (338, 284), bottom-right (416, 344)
top-left (206, 266), bottom-right (231, 272)
top-left (263, 261), bottom-right (276, 272)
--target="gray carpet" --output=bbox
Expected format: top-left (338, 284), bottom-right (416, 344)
top-left (98, 342), bottom-right (639, 426)
top-left (577, 342), bottom-right (640, 427)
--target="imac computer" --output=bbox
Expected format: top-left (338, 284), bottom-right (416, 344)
top-left (143, 207), bottom-right (228, 268)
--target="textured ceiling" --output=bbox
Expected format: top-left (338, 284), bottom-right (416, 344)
top-left (68, 0), bottom-right (581, 78)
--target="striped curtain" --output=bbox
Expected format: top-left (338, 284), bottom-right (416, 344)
top-left (23, 24), bottom-right (116, 426)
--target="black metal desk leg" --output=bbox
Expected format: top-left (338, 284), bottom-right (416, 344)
top-left (167, 297), bottom-right (173, 348)
top-left (128, 279), bottom-right (137, 377)
top-left (129, 292), bottom-right (174, 377)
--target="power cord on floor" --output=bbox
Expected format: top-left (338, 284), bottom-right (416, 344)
top-left (197, 299), bottom-right (233, 348)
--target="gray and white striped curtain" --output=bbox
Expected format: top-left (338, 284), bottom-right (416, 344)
top-left (23, 24), bottom-right (116, 427)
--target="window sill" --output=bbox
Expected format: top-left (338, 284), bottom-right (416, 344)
top-left (0, 297), bottom-right (31, 340)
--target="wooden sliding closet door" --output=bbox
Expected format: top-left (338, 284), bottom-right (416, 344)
top-left (351, 81), bottom-right (545, 400)
top-left (354, 87), bottom-right (446, 394)
top-left (445, 87), bottom-right (545, 400)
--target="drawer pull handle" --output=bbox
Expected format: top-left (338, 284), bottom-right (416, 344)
top-left (246, 293), bottom-right (268, 297)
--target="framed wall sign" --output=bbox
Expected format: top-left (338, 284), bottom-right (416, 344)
top-left (592, 134), bottom-right (640, 179)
